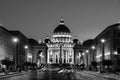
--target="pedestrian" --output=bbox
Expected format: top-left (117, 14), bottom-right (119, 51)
top-left (18, 67), bottom-right (21, 73)
top-left (2, 68), bottom-right (5, 72)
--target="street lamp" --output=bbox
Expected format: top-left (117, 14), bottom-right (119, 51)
top-left (24, 45), bottom-right (29, 62)
top-left (91, 46), bottom-right (95, 50)
top-left (12, 37), bottom-right (19, 70)
top-left (13, 37), bottom-right (19, 43)
top-left (91, 45), bottom-right (96, 62)
top-left (86, 50), bottom-right (89, 53)
top-left (101, 39), bottom-right (105, 43)
top-left (100, 39), bottom-right (106, 72)
top-left (86, 49), bottom-right (89, 70)
top-left (24, 45), bottom-right (28, 49)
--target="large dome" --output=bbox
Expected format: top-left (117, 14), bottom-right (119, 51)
top-left (53, 19), bottom-right (71, 34)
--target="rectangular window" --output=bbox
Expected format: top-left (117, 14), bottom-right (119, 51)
top-left (50, 58), bottom-right (53, 63)
top-left (117, 48), bottom-right (120, 54)
top-left (118, 33), bottom-right (120, 38)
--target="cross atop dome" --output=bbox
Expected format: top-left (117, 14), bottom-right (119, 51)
top-left (59, 16), bottom-right (64, 25)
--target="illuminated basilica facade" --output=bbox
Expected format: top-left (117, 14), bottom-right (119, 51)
top-left (47, 19), bottom-right (74, 64)
top-left (33, 18), bottom-right (84, 65)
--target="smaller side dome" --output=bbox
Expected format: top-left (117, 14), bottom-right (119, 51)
top-left (73, 39), bottom-right (79, 43)
top-left (44, 36), bottom-right (51, 43)
top-left (73, 36), bottom-right (79, 43)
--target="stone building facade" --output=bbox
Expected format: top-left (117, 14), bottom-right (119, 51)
top-left (86, 23), bottom-right (120, 70)
top-left (0, 25), bottom-right (15, 68)
top-left (9, 31), bottom-right (28, 67)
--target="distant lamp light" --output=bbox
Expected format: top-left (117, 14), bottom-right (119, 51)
top-left (82, 53), bottom-right (85, 55)
top-left (13, 37), bottom-right (19, 43)
top-left (114, 51), bottom-right (118, 55)
top-left (50, 52), bottom-right (52, 55)
top-left (86, 50), bottom-right (89, 53)
top-left (28, 55), bottom-right (32, 58)
top-left (91, 46), bottom-right (95, 50)
top-left (39, 54), bottom-right (42, 57)
top-left (101, 39), bottom-right (105, 43)
top-left (24, 45), bottom-right (28, 49)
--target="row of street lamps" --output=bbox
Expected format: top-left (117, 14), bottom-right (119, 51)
top-left (85, 38), bottom-right (106, 70)
top-left (12, 37), bottom-right (29, 70)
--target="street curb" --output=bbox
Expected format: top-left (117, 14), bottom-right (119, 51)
top-left (81, 71), bottom-right (119, 80)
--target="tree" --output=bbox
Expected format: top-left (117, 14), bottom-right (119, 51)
top-left (1, 57), bottom-right (14, 70)
top-left (24, 62), bottom-right (31, 66)
top-left (102, 60), bottom-right (113, 68)
top-left (80, 63), bottom-right (85, 70)
top-left (91, 61), bottom-right (98, 68)
top-left (91, 61), bottom-right (98, 71)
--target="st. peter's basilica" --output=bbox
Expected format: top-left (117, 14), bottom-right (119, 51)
top-left (33, 18), bottom-right (86, 65)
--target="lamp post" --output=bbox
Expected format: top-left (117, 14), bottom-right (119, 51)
top-left (39, 53), bottom-right (42, 64)
top-left (77, 56), bottom-right (79, 64)
top-left (91, 45), bottom-right (95, 62)
top-left (100, 39), bottom-right (105, 71)
top-left (79, 50), bottom-right (83, 65)
top-left (24, 45), bottom-right (28, 49)
top-left (86, 50), bottom-right (89, 70)
top-left (24, 45), bottom-right (29, 62)
top-left (13, 37), bottom-right (19, 70)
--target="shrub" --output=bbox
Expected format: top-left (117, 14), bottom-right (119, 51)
top-left (1, 57), bottom-right (14, 69)
top-left (91, 61), bottom-right (98, 68)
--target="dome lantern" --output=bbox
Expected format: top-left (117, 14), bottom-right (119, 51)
top-left (59, 18), bottom-right (64, 25)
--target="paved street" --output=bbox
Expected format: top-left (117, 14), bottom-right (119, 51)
top-left (75, 71), bottom-right (119, 80)
top-left (0, 70), bottom-right (75, 80)
top-left (0, 69), bottom-right (120, 80)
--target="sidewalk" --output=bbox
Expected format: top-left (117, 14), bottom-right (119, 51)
top-left (0, 70), bottom-right (32, 79)
top-left (0, 72), bottom-right (19, 76)
top-left (81, 70), bottom-right (120, 80)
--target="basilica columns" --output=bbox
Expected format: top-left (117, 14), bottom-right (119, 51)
top-left (47, 48), bottom-right (74, 64)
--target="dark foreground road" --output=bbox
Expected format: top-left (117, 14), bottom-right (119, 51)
top-left (0, 70), bottom-right (76, 80)
top-left (0, 70), bottom-right (118, 80)
top-left (28, 70), bottom-right (76, 80)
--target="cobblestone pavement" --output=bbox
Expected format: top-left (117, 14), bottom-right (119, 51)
top-left (76, 71), bottom-right (120, 80)
top-left (0, 70), bottom-right (119, 80)
top-left (0, 70), bottom-right (75, 80)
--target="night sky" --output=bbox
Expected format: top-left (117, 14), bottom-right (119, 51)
top-left (0, 0), bottom-right (120, 41)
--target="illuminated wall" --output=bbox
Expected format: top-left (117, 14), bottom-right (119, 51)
top-left (0, 26), bottom-right (15, 67)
